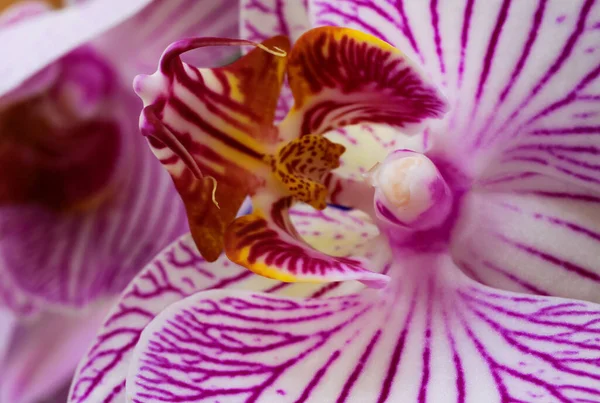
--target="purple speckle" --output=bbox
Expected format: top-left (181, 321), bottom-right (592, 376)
top-left (556, 15), bottom-right (566, 23)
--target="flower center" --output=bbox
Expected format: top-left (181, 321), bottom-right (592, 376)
top-left (369, 150), bottom-right (453, 231)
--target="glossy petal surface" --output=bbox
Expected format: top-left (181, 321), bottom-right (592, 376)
top-left (127, 255), bottom-right (600, 402)
top-left (70, 206), bottom-right (385, 403)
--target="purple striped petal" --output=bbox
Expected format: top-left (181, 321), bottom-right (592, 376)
top-left (241, 0), bottom-right (310, 121)
top-left (0, 0), bottom-right (153, 96)
top-left (311, 1), bottom-right (600, 191)
top-left (0, 301), bottom-right (111, 403)
top-left (0, 92), bottom-right (188, 314)
top-left (126, 254), bottom-right (600, 402)
top-left (92, 0), bottom-right (240, 85)
top-left (452, 183), bottom-right (600, 302)
top-left (69, 206), bottom-right (386, 403)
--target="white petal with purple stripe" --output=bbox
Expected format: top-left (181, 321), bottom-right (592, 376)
top-left (69, 206), bottom-right (386, 403)
top-left (311, 0), bottom-right (600, 189)
top-left (126, 254), bottom-right (600, 402)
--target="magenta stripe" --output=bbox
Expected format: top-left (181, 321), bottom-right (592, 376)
top-left (336, 329), bottom-right (382, 402)
top-left (417, 286), bottom-right (434, 403)
top-left (529, 126), bottom-right (600, 135)
top-left (472, 0), bottom-right (547, 145)
top-left (493, 0), bottom-right (595, 139)
top-left (525, 64), bottom-right (600, 126)
top-left (447, 322), bottom-right (465, 403)
top-left (429, 0), bottom-right (445, 76)
top-left (498, 0), bottom-right (547, 103)
top-left (457, 0), bottom-right (475, 87)
top-left (482, 260), bottom-right (549, 295)
top-left (294, 350), bottom-right (341, 403)
top-left (377, 290), bottom-right (418, 403)
top-left (395, 0), bottom-right (424, 63)
top-left (496, 234), bottom-right (600, 282)
top-left (522, 191), bottom-right (600, 203)
top-left (474, 0), bottom-right (511, 102)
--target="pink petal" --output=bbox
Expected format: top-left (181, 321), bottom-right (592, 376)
top-left (0, 300), bottom-right (112, 403)
top-left (0, 92), bottom-right (188, 313)
top-left (69, 206), bottom-right (381, 403)
top-left (127, 254), bottom-right (600, 402)
top-left (0, 0), bottom-right (153, 96)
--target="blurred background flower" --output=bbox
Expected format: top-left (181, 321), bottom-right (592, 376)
top-left (0, 0), bottom-right (238, 401)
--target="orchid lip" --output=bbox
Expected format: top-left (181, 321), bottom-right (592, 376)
top-left (371, 150), bottom-right (453, 231)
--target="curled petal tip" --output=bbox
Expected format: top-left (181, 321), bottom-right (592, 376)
top-left (133, 73), bottom-right (165, 106)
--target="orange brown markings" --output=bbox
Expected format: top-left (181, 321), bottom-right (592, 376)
top-left (173, 36), bottom-right (290, 143)
top-left (219, 36), bottom-right (289, 131)
top-left (267, 135), bottom-right (345, 209)
top-left (174, 173), bottom-right (247, 262)
top-left (168, 96), bottom-right (264, 161)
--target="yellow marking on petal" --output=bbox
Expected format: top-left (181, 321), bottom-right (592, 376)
top-left (255, 44), bottom-right (288, 57)
top-left (207, 176), bottom-right (220, 209)
top-left (232, 246), bottom-right (300, 283)
top-left (331, 27), bottom-right (400, 55)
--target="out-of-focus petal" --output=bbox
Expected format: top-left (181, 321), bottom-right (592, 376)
top-left (241, 0), bottom-right (311, 120)
top-left (0, 0), bottom-right (153, 96)
top-left (311, 1), bottom-right (600, 189)
top-left (136, 35), bottom-right (290, 260)
top-left (0, 91), bottom-right (188, 313)
top-left (127, 254), bottom-right (600, 402)
top-left (70, 205), bottom-right (385, 403)
top-left (93, 0), bottom-right (241, 85)
top-left (0, 308), bottom-right (16, 365)
top-left (453, 184), bottom-right (600, 303)
top-left (0, 300), bottom-right (111, 403)
top-left (0, 1), bottom-right (48, 28)
top-left (279, 27), bottom-right (448, 140)
top-left (225, 196), bottom-right (389, 287)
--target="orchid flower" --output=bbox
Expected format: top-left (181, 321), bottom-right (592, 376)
top-left (0, 0), bottom-right (240, 401)
top-left (71, 0), bottom-right (600, 402)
